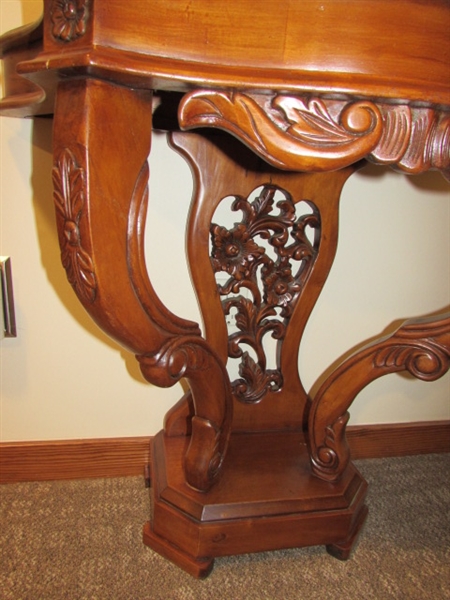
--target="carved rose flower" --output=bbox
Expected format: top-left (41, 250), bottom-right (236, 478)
top-left (264, 267), bottom-right (301, 314)
top-left (211, 223), bottom-right (265, 280)
top-left (51, 0), bottom-right (89, 42)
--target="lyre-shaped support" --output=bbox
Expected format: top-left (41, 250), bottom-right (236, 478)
top-left (168, 130), bottom-right (360, 433)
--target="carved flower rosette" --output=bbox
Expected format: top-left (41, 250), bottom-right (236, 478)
top-left (50, 0), bottom-right (89, 42)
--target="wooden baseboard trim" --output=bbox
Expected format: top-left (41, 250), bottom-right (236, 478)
top-left (0, 437), bottom-right (151, 484)
top-left (1, 421), bottom-right (449, 484)
top-left (347, 420), bottom-right (450, 460)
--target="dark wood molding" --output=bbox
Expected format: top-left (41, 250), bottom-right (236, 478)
top-left (0, 436), bottom-right (151, 484)
top-left (1, 421), bottom-right (448, 484)
top-left (347, 420), bottom-right (450, 460)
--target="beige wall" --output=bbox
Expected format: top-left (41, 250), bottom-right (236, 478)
top-left (1, 1), bottom-right (449, 442)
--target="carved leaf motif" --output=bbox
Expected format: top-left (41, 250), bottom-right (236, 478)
top-left (374, 342), bottom-right (449, 382)
top-left (250, 186), bottom-right (277, 217)
top-left (274, 97), bottom-right (362, 144)
top-left (180, 90), bottom-right (383, 171)
top-left (309, 313), bottom-right (450, 483)
top-left (138, 335), bottom-right (233, 491)
top-left (52, 148), bottom-right (97, 303)
top-left (314, 412), bottom-right (350, 477)
top-left (370, 105), bottom-right (411, 163)
top-left (234, 297), bottom-right (257, 336)
top-left (138, 338), bottom-right (211, 386)
top-left (181, 91), bottom-right (450, 177)
top-left (232, 352), bottom-right (282, 403)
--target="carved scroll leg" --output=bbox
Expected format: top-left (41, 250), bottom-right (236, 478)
top-left (53, 78), bottom-right (232, 492)
top-left (138, 338), bottom-right (233, 491)
top-left (308, 313), bottom-right (450, 482)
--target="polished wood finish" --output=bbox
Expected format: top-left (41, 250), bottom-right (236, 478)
top-left (146, 430), bottom-right (368, 578)
top-left (1, 0), bottom-right (449, 577)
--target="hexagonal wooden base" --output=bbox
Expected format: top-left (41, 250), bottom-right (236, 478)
top-left (143, 431), bottom-right (368, 577)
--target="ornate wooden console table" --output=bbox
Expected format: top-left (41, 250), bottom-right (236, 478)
top-left (1, 0), bottom-right (449, 578)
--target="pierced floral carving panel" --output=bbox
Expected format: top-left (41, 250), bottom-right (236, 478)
top-left (210, 185), bottom-right (320, 403)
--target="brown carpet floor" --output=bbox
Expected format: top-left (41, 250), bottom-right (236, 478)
top-left (1, 454), bottom-right (449, 600)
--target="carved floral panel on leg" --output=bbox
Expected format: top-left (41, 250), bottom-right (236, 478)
top-left (210, 185), bottom-right (320, 404)
top-left (52, 147), bottom-right (97, 304)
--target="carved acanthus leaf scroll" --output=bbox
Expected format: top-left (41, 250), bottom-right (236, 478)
top-left (50, 0), bottom-right (90, 42)
top-left (371, 105), bottom-right (450, 176)
top-left (137, 335), bottom-right (232, 490)
top-left (315, 413), bottom-right (351, 476)
top-left (52, 148), bottom-right (97, 303)
top-left (179, 91), bottom-right (450, 177)
top-left (211, 186), bottom-right (320, 403)
top-left (180, 91), bottom-right (382, 172)
top-left (374, 342), bottom-right (449, 382)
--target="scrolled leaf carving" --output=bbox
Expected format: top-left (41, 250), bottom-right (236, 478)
top-left (371, 106), bottom-right (450, 177)
top-left (137, 336), bottom-right (232, 491)
top-left (138, 336), bottom-right (211, 387)
top-left (374, 342), bottom-right (449, 382)
top-left (273, 96), bottom-right (380, 145)
top-left (179, 90), bottom-right (383, 171)
top-left (232, 352), bottom-right (283, 404)
top-left (313, 412), bottom-right (350, 477)
top-left (180, 90), bottom-right (450, 178)
top-left (52, 148), bottom-right (97, 303)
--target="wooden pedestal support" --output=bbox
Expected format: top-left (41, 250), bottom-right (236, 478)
top-left (144, 431), bottom-right (368, 578)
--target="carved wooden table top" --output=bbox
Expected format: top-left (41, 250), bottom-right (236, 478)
top-left (2, 0), bottom-right (449, 578)
top-left (2, 0), bottom-right (449, 176)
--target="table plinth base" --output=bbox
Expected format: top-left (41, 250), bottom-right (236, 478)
top-left (144, 431), bottom-right (368, 578)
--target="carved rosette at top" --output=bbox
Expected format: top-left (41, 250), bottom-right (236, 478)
top-left (211, 185), bottom-right (320, 403)
top-left (50, 0), bottom-right (90, 42)
top-left (179, 91), bottom-right (450, 177)
top-left (52, 148), bottom-right (97, 303)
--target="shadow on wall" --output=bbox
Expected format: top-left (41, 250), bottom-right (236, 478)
top-left (358, 159), bottom-right (450, 193)
top-left (20, 1), bottom-right (43, 25)
top-left (30, 117), bottom-right (148, 385)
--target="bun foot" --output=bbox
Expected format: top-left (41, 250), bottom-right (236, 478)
top-left (143, 522), bottom-right (215, 579)
top-left (326, 504), bottom-right (369, 561)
